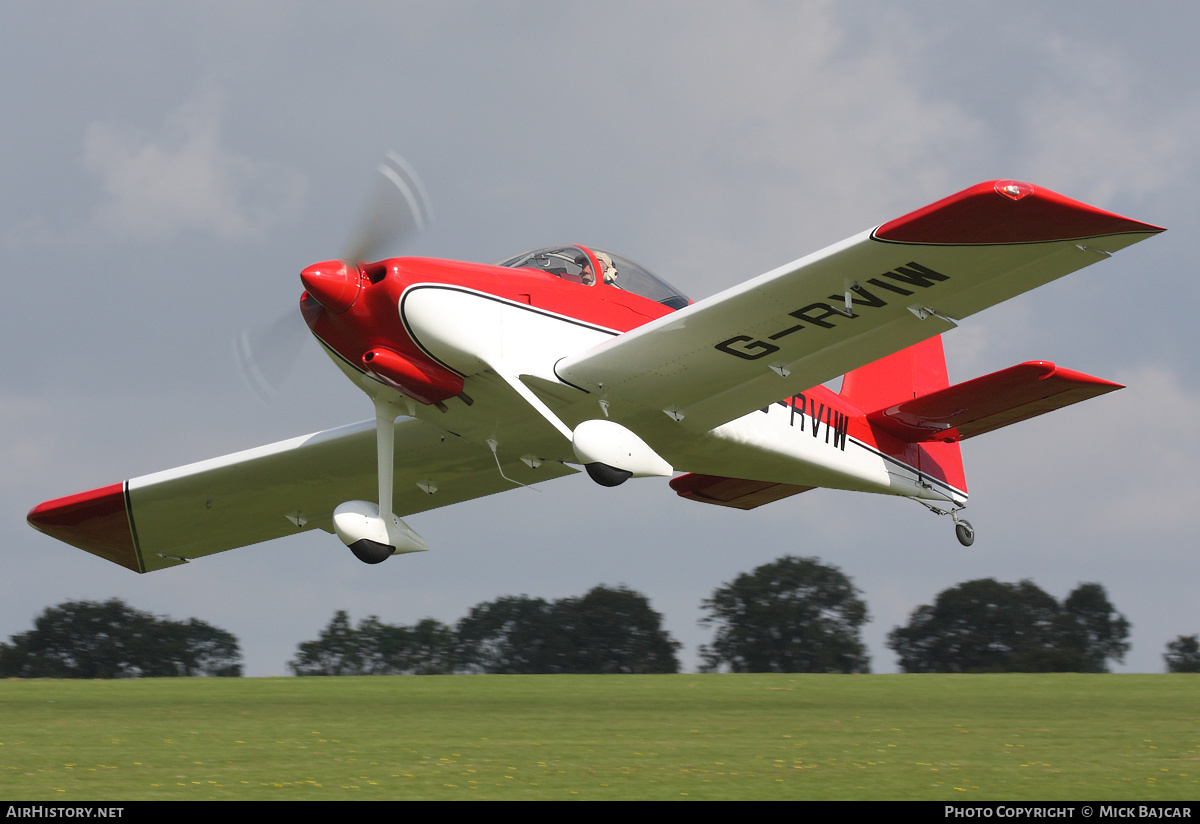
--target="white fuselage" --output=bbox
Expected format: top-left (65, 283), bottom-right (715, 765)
top-left (388, 285), bottom-right (962, 505)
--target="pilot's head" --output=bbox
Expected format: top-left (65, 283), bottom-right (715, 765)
top-left (575, 254), bottom-right (594, 285)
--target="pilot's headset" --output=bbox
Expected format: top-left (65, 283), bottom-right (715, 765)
top-left (595, 251), bottom-right (618, 285)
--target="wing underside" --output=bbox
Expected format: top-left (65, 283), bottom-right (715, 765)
top-left (555, 181), bottom-right (1161, 438)
top-left (28, 418), bottom-right (575, 573)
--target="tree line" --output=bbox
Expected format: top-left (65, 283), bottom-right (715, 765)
top-left (289, 585), bottom-right (681, 676)
top-left (0, 598), bottom-right (241, 678)
top-left (3, 559), bottom-right (1199, 677)
top-left (888, 579), bottom-right (1131, 673)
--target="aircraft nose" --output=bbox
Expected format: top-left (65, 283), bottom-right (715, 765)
top-left (300, 260), bottom-right (362, 313)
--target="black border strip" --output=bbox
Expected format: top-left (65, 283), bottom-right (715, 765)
top-left (397, 284), bottom-right (620, 375)
top-left (846, 434), bottom-right (968, 500)
top-left (868, 227), bottom-right (1159, 247)
top-left (122, 481), bottom-right (146, 574)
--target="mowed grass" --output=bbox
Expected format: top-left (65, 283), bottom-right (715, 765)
top-left (1, 674), bottom-right (1196, 800)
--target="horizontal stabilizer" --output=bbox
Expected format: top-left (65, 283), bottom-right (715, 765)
top-left (868, 361), bottom-right (1122, 443)
top-left (669, 473), bottom-right (814, 510)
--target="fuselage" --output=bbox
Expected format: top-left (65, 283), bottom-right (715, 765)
top-left (301, 247), bottom-right (966, 507)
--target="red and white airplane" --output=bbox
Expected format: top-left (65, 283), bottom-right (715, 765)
top-left (27, 165), bottom-right (1163, 572)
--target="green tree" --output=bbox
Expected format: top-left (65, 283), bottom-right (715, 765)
top-left (371, 617), bottom-right (457, 675)
top-left (0, 599), bottom-right (241, 678)
top-left (289, 610), bottom-right (366, 675)
top-left (293, 588), bottom-right (680, 676)
top-left (455, 595), bottom-right (559, 674)
top-left (455, 587), bottom-right (681, 674)
top-left (289, 611), bottom-right (455, 675)
top-left (1058, 583), bottom-right (1131, 672)
top-left (1164, 635), bottom-right (1200, 673)
top-left (699, 556), bottom-right (870, 673)
top-left (888, 579), bottom-right (1061, 673)
top-left (888, 580), bottom-right (1130, 673)
top-left (550, 586), bottom-right (680, 674)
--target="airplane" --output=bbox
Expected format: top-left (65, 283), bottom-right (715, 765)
top-left (27, 162), bottom-right (1164, 573)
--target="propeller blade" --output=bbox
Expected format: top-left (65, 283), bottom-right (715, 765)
top-left (234, 152), bottom-right (432, 403)
top-left (342, 150), bottom-right (434, 264)
top-left (234, 308), bottom-right (311, 401)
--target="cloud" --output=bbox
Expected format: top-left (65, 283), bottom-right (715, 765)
top-left (0, 395), bottom-right (56, 491)
top-left (82, 88), bottom-right (305, 242)
top-left (1, 213), bottom-right (55, 250)
top-left (566, 5), bottom-right (987, 294)
top-left (1018, 35), bottom-right (1196, 206)
top-left (1090, 366), bottom-right (1200, 531)
top-left (970, 364), bottom-right (1200, 536)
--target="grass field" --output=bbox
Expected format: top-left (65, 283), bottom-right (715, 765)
top-left (1, 673), bottom-right (1196, 800)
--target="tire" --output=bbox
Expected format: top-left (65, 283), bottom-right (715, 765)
top-left (349, 538), bottom-right (396, 564)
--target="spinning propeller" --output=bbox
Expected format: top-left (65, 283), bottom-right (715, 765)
top-left (236, 152), bottom-right (437, 563)
top-left (342, 150), bottom-right (434, 266)
top-left (235, 152), bottom-right (434, 400)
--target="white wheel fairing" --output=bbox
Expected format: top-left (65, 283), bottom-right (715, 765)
top-left (572, 419), bottom-right (673, 478)
top-left (332, 500), bottom-right (429, 554)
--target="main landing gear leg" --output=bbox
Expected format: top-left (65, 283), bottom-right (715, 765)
top-left (331, 398), bottom-right (431, 563)
top-left (911, 498), bottom-right (974, 547)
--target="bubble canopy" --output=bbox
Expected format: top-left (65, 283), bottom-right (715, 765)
top-left (495, 245), bottom-right (690, 310)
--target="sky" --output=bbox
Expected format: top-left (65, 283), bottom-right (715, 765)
top-left (3, 1), bottom-right (1198, 675)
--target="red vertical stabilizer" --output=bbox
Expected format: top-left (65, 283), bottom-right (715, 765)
top-left (840, 335), bottom-right (968, 495)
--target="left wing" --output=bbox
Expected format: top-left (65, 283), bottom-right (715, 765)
top-left (28, 417), bottom-right (575, 573)
top-left (556, 181), bottom-right (1161, 434)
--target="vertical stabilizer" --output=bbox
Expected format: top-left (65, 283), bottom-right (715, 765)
top-left (841, 335), bottom-right (968, 495)
top-left (841, 335), bottom-right (950, 411)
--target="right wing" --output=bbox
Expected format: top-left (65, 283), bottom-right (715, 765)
top-left (556, 181), bottom-right (1162, 436)
top-left (27, 417), bottom-right (576, 573)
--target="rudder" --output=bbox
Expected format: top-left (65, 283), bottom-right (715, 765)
top-left (840, 335), bottom-right (968, 496)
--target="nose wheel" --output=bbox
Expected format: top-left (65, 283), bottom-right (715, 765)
top-left (954, 519), bottom-right (975, 547)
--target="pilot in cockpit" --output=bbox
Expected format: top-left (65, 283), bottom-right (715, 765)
top-left (575, 254), bottom-right (596, 285)
top-left (576, 251), bottom-right (619, 287)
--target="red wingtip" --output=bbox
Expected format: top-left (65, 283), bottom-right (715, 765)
top-left (875, 180), bottom-right (1165, 245)
top-left (27, 483), bottom-right (143, 573)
